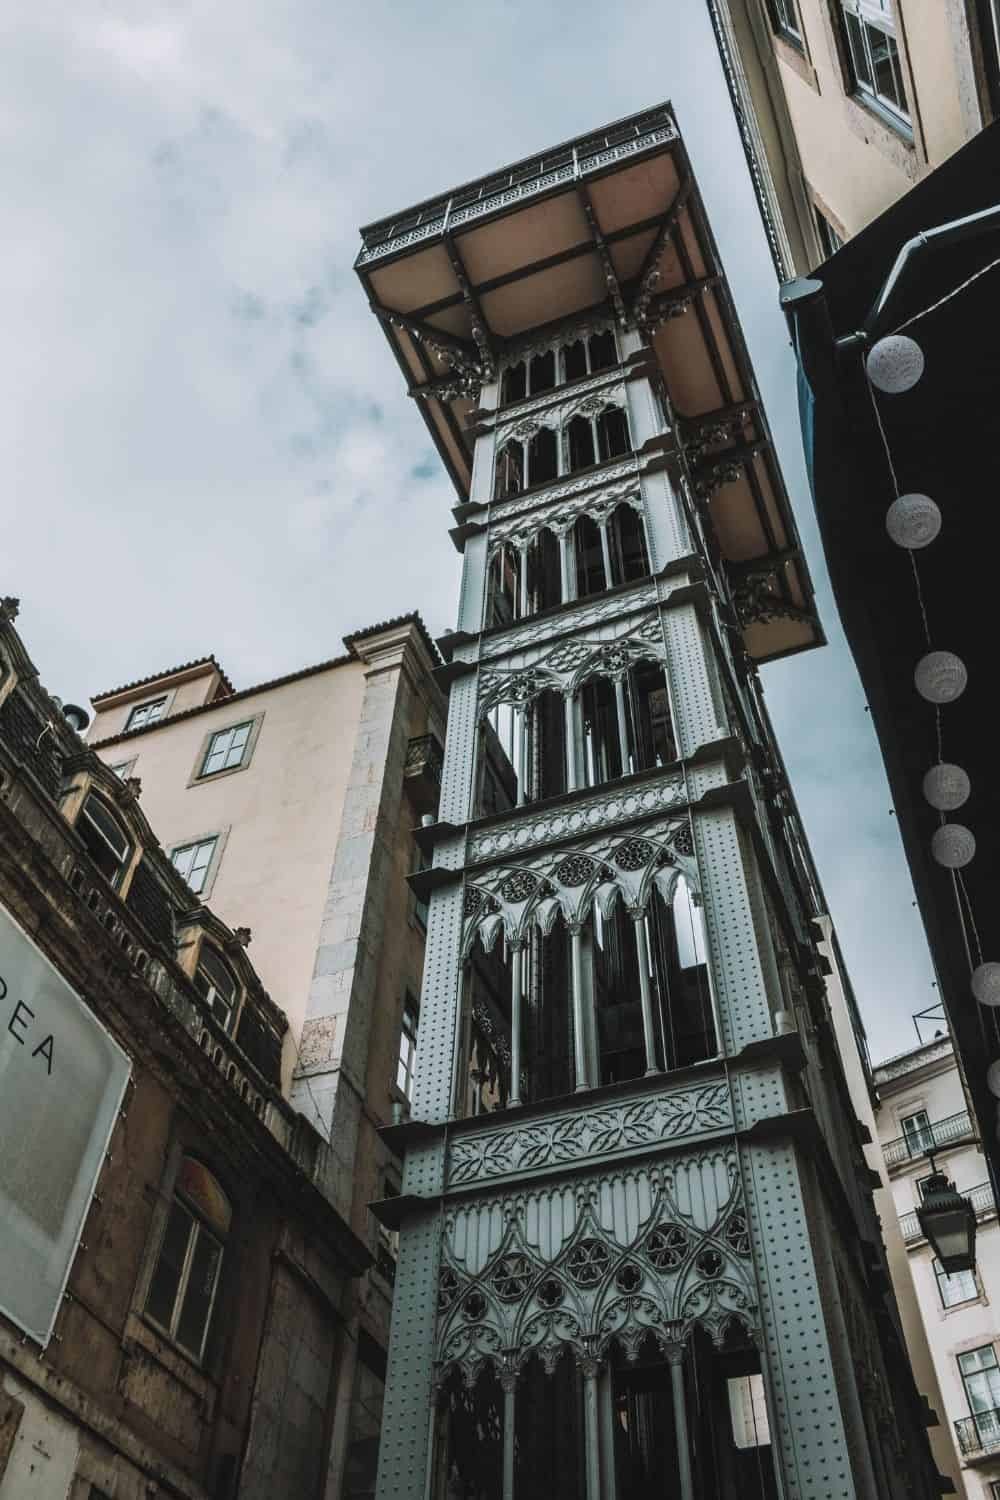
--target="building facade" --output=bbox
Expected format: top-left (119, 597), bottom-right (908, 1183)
top-left (85, 613), bottom-right (447, 1497)
top-left (355, 104), bottom-right (946, 1500)
top-left (0, 600), bottom-right (372, 1499)
top-left (706, 0), bottom-right (1000, 274)
top-left (874, 1035), bottom-right (1000, 1497)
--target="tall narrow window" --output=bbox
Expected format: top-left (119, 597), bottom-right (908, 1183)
top-left (494, 440), bottom-right (524, 500)
top-left (959, 1346), bottom-right (1000, 1447)
top-left (765, 0), bottom-right (803, 47)
top-left (125, 697), bottom-right (167, 731)
top-left (562, 339), bottom-right (588, 382)
top-left (500, 361), bottom-right (527, 406)
top-left (397, 993), bottom-right (419, 1102)
top-left (567, 415), bottom-right (596, 472)
top-left (200, 721), bottom-right (253, 777)
top-left (528, 427), bottom-right (558, 486)
top-left (77, 794), bottom-right (132, 888)
top-left (588, 329), bottom-right (617, 370)
top-left (195, 946), bottom-right (240, 1032)
top-left (144, 1156), bottom-right (230, 1362)
top-left (596, 405), bottom-right (630, 461)
top-left (171, 836), bottom-right (218, 896)
top-left (838, 0), bottom-right (910, 125)
top-left (900, 1109), bottom-right (932, 1157)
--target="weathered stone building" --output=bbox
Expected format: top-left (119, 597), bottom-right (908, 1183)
top-left (0, 601), bottom-right (441, 1498)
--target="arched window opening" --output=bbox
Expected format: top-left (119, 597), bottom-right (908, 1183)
top-left (649, 873), bottom-right (717, 1071)
top-left (610, 1335), bottom-right (684, 1497)
top-left (529, 348), bottom-right (556, 394)
top-left (596, 404), bottom-right (631, 461)
top-left (486, 545), bottom-right (518, 630)
top-left (531, 528), bottom-right (562, 615)
top-left (77, 793), bottom-right (133, 889)
top-left (688, 1326), bottom-right (780, 1499)
top-left (594, 900), bottom-right (648, 1085)
top-left (588, 329), bottom-right (618, 371)
top-left (628, 660), bottom-right (678, 771)
top-left (573, 513), bottom-right (607, 599)
top-left (494, 440), bottom-right (524, 500)
top-left (527, 426), bottom-right (558, 486)
top-left (567, 415), bottom-right (596, 472)
top-left (581, 676), bottom-right (626, 787)
top-left (529, 915), bottom-right (574, 1104)
top-left (195, 946), bottom-right (240, 1033)
top-left (144, 1156), bottom-right (230, 1363)
top-left (500, 360), bottom-right (527, 406)
top-left (433, 1365), bottom-right (504, 1500)
top-left (533, 688), bottom-right (568, 801)
top-left (611, 503), bottom-right (650, 583)
top-left (562, 338), bottom-right (588, 383)
top-left (456, 940), bottom-right (513, 1118)
top-left (476, 716), bottom-right (518, 820)
top-left (514, 1353), bottom-right (585, 1500)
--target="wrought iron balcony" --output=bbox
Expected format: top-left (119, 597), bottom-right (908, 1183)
top-left (899, 1180), bottom-right (996, 1243)
top-left (357, 106), bottom-right (676, 265)
top-left (955, 1406), bottom-right (1000, 1459)
top-left (883, 1110), bottom-right (975, 1166)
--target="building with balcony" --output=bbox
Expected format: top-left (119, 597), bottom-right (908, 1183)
top-left (355, 102), bottom-right (950, 1500)
top-left (83, 610), bottom-right (446, 1498)
top-left (0, 599), bottom-right (375, 1498)
top-left (705, 0), bottom-right (1000, 276)
top-left (875, 1034), bottom-right (1000, 1497)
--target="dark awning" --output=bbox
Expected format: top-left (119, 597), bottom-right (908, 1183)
top-left (782, 120), bottom-right (1000, 1189)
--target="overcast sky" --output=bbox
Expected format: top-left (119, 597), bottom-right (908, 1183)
top-left (2, 0), bottom-right (939, 1060)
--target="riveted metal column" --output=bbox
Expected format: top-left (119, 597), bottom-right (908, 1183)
top-left (580, 1357), bottom-right (602, 1500)
top-left (564, 691), bottom-right (579, 792)
top-left (631, 911), bottom-right (659, 1075)
top-left (570, 922), bottom-right (589, 1091)
top-left (613, 675), bottom-right (630, 775)
top-left (598, 518), bottom-right (614, 589)
top-left (509, 944), bottom-right (523, 1108)
top-left (666, 1344), bottom-right (695, 1500)
top-left (501, 1372), bottom-right (517, 1500)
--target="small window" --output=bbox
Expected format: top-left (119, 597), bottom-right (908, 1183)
top-left (109, 760), bottom-right (135, 780)
top-left (396, 993), bottom-right (419, 1102)
top-left (728, 1373), bottom-right (772, 1448)
top-left (125, 698), bottom-right (167, 731)
top-left (814, 206), bottom-right (844, 259)
top-left (766, 0), bottom-right (803, 46)
top-left (934, 1258), bottom-right (978, 1308)
top-left (562, 340), bottom-right (588, 382)
top-left (412, 843), bottom-right (429, 930)
top-left (195, 946), bottom-right (240, 1032)
top-left (500, 361), bottom-right (527, 406)
top-left (901, 1110), bottom-right (932, 1157)
top-left (837, 0), bottom-right (910, 124)
top-left (376, 1176), bottom-right (400, 1285)
top-left (567, 415), bottom-right (596, 472)
top-left (528, 349), bottom-right (555, 394)
top-left (171, 836), bottom-right (219, 896)
top-left (200, 721), bottom-right (253, 778)
top-left (587, 330), bottom-right (617, 371)
top-left (78, 794), bottom-right (132, 888)
top-left (959, 1345), bottom-right (1000, 1418)
top-left (596, 405), bottom-right (630, 461)
top-left (145, 1156), bottom-right (230, 1362)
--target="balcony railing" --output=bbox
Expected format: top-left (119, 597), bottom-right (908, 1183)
top-left (955, 1406), bottom-right (1000, 1459)
top-left (883, 1110), bottom-right (975, 1167)
top-left (899, 1180), bottom-right (996, 1243)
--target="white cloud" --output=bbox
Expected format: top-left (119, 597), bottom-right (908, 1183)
top-left (0, 0), bottom-right (936, 1058)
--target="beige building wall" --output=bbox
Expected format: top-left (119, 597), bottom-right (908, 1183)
top-left (817, 918), bottom-right (967, 1495)
top-left (89, 656), bottom-right (368, 1090)
top-left (875, 1036), bottom-right (1000, 1498)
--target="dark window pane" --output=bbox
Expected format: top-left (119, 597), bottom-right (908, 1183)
top-left (563, 341), bottom-right (587, 382)
top-left (588, 331), bottom-right (617, 370)
top-left (501, 362), bottom-right (527, 405)
top-left (529, 350), bottom-right (555, 394)
top-left (146, 1201), bottom-right (193, 1331)
top-left (176, 1226), bottom-right (222, 1358)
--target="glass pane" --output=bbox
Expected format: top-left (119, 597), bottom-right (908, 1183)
top-left (224, 724), bottom-right (251, 767)
top-left (211, 992), bottom-right (234, 1030)
top-left (82, 797), bottom-right (129, 860)
top-left (176, 1226), bottom-right (222, 1358)
top-left (938, 1264), bottom-right (977, 1306)
top-left (197, 948), bottom-right (238, 1003)
top-left (176, 1157), bottom-right (231, 1234)
top-left (187, 840), bottom-right (216, 893)
top-left (728, 1374), bottom-right (772, 1448)
top-left (145, 1200), bottom-right (193, 1331)
top-left (843, 10), bottom-right (872, 88)
top-left (868, 22), bottom-right (905, 109)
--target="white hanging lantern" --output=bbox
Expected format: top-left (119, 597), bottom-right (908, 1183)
top-left (866, 334), bottom-right (925, 394)
top-left (915, 651), bottom-right (967, 704)
top-left (923, 763), bottom-right (971, 811)
top-left (987, 1058), bottom-right (1000, 1096)
top-left (886, 493), bottom-right (941, 549)
top-left (972, 963), bottom-right (1000, 1009)
top-left (931, 823), bottom-right (975, 868)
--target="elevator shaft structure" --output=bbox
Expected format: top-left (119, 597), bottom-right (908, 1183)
top-left (357, 103), bottom-right (942, 1500)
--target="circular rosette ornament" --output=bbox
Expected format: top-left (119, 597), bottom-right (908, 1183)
top-left (866, 334), bottom-right (924, 393)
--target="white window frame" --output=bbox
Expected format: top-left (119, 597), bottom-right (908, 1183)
top-left (396, 994), bottom-right (419, 1103)
top-left (125, 697), bottom-right (168, 732)
top-left (934, 1258), bottom-right (979, 1309)
top-left (837, 0), bottom-right (911, 127)
top-left (766, 0), bottom-right (804, 47)
top-left (170, 835), bottom-right (220, 897)
top-left (190, 713), bottom-right (264, 786)
top-left (143, 1162), bottom-right (229, 1364)
top-left (78, 793), bottom-right (133, 890)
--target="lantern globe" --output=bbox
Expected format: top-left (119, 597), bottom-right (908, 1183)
top-left (886, 493), bottom-right (941, 549)
top-left (972, 963), bottom-right (1000, 1009)
top-left (923, 763), bottom-right (970, 811)
top-left (931, 824), bottom-right (975, 869)
top-left (914, 651), bottom-right (967, 704)
top-left (866, 334), bottom-right (924, 393)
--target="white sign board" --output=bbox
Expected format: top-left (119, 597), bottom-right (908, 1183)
top-left (0, 901), bottom-right (131, 1346)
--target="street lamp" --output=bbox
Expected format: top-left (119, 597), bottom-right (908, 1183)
top-left (916, 1160), bottom-right (977, 1273)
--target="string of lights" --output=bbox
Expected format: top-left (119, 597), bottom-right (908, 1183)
top-left (865, 307), bottom-right (1000, 1105)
